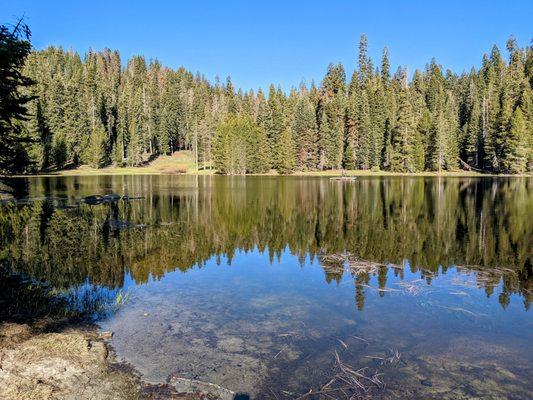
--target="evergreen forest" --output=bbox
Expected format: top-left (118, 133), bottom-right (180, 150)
top-left (3, 27), bottom-right (533, 174)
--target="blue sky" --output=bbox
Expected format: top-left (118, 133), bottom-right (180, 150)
top-left (3, 1), bottom-right (532, 91)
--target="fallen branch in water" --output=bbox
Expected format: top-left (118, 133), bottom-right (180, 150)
top-left (319, 251), bottom-right (522, 301)
top-left (319, 251), bottom-right (403, 278)
top-left (294, 351), bottom-right (384, 399)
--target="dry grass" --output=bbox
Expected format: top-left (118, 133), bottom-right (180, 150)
top-left (20, 151), bottom-right (200, 177)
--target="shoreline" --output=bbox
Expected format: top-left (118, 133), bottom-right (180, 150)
top-left (0, 271), bottom-right (221, 400)
top-left (0, 320), bottom-right (197, 400)
top-left (4, 167), bottom-right (531, 179)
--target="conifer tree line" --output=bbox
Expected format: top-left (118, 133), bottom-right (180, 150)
top-left (16, 35), bottom-right (533, 174)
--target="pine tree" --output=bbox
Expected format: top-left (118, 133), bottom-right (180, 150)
top-left (390, 74), bottom-right (416, 172)
top-left (358, 34), bottom-right (372, 84)
top-left (381, 47), bottom-right (390, 85)
top-left (369, 79), bottom-right (387, 169)
top-left (443, 92), bottom-right (460, 170)
top-left (356, 89), bottom-right (372, 168)
top-left (122, 56), bottom-right (148, 166)
top-left (159, 71), bottom-right (178, 155)
top-left (521, 87), bottom-right (533, 171)
top-left (86, 121), bottom-right (107, 167)
top-left (495, 88), bottom-right (513, 172)
top-left (318, 63), bottom-right (346, 169)
top-left (503, 106), bottom-right (527, 173)
top-left (213, 115), bottom-right (244, 174)
top-left (481, 47), bottom-right (505, 171)
top-left (265, 84), bottom-right (285, 169)
top-left (292, 96), bottom-right (318, 170)
top-left (213, 115), bottom-right (265, 174)
top-left (463, 76), bottom-right (482, 168)
top-left (344, 71), bottom-right (360, 170)
top-left (275, 129), bottom-right (296, 174)
top-left (246, 123), bottom-right (270, 173)
top-left (26, 100), bottom-right (51, 169)
top-left (427, 110), bottom-right (446, 171)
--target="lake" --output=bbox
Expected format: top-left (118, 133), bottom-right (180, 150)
top-left (0, 175), bottom-right (532, 399)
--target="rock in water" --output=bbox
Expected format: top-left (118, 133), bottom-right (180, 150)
top-left (99, 331), bottom-right (114, 340)
top-left (82, 195), bottom-right (103, 205)
top-left (102, 193), bottom-right (121, 203)
top-left (170, 377), bottom-right (235, 400)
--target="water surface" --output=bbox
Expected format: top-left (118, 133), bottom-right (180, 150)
top-left (1, 176), bottom-right (531, 399)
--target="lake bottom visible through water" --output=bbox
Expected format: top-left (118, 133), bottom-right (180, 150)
top-left (100, 249), bottom-right (533, 400)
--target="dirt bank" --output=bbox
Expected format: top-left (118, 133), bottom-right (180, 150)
top-left (0, 271), bottom-right (223, 400)
top-left (0, 320), bottom-right (212, 400)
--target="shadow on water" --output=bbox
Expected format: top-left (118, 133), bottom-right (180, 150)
top-left (0, 176), bottom-right (29, 199)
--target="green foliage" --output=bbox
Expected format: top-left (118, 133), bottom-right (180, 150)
top-left (318, 63), bottom-right (346, 169)
top-left (247, 125), bottom-right (270, 173)
top-left (292, 97), bottom-right (318, 170)
top-left (503, 107), bottom-right (528, 173)
top-left (264, 84), bottom-right (285, 169)
top-left (0, 21), bottom-right (35, 173)
top-left (5, 28), bottom-right (531, 175)
top-left (275, 129), bottom-right (296, 174)
top-left (86, 122), bottom-right (108, 168)
top-left (390, 80), bottom-right (416, 172)
top-left (213, 115), bottom-right (268, 174)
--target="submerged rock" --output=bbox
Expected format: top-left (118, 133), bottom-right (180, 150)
top-left (100, 331), bottom-right (114, 340)
top-left (82, 195), bottom-right (104, 205)
top-left (106, 220), bottom-right (137, 230)
top-left (102, 193), bottom-right (121, 202)
top-left (170, 376), bottom-right (236, 400)
top-left (82, 194), bottom-right (145, 205)
top-left (121, 195), bottom-right (145, 201)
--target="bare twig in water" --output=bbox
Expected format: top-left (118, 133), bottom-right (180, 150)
top-left (278, 333), bottom-right (293, 338)
top-left (436, 305), bottom-right (487, 317)
top-left (274, 347), bottom-right (286, 359)
top-left (365, 348), bottom-right (401, 366)
top-left (268, 386), bottom-right (280, 400)
top-left (294, 351), bottom-right (384, 399)
top-left (319, 251), bottom-right (520, 301)
top-left (394, 280), bottom-right (425, 296)
top-left (337, 339), bottom-right (349, 350)
top-left (350, 335), bottom-right (369, 344)
top-left (449, 290), bottom-right (469, 296)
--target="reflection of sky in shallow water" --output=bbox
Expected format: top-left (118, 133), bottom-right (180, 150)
top-left (100, 247), bottom-right (533, 399)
